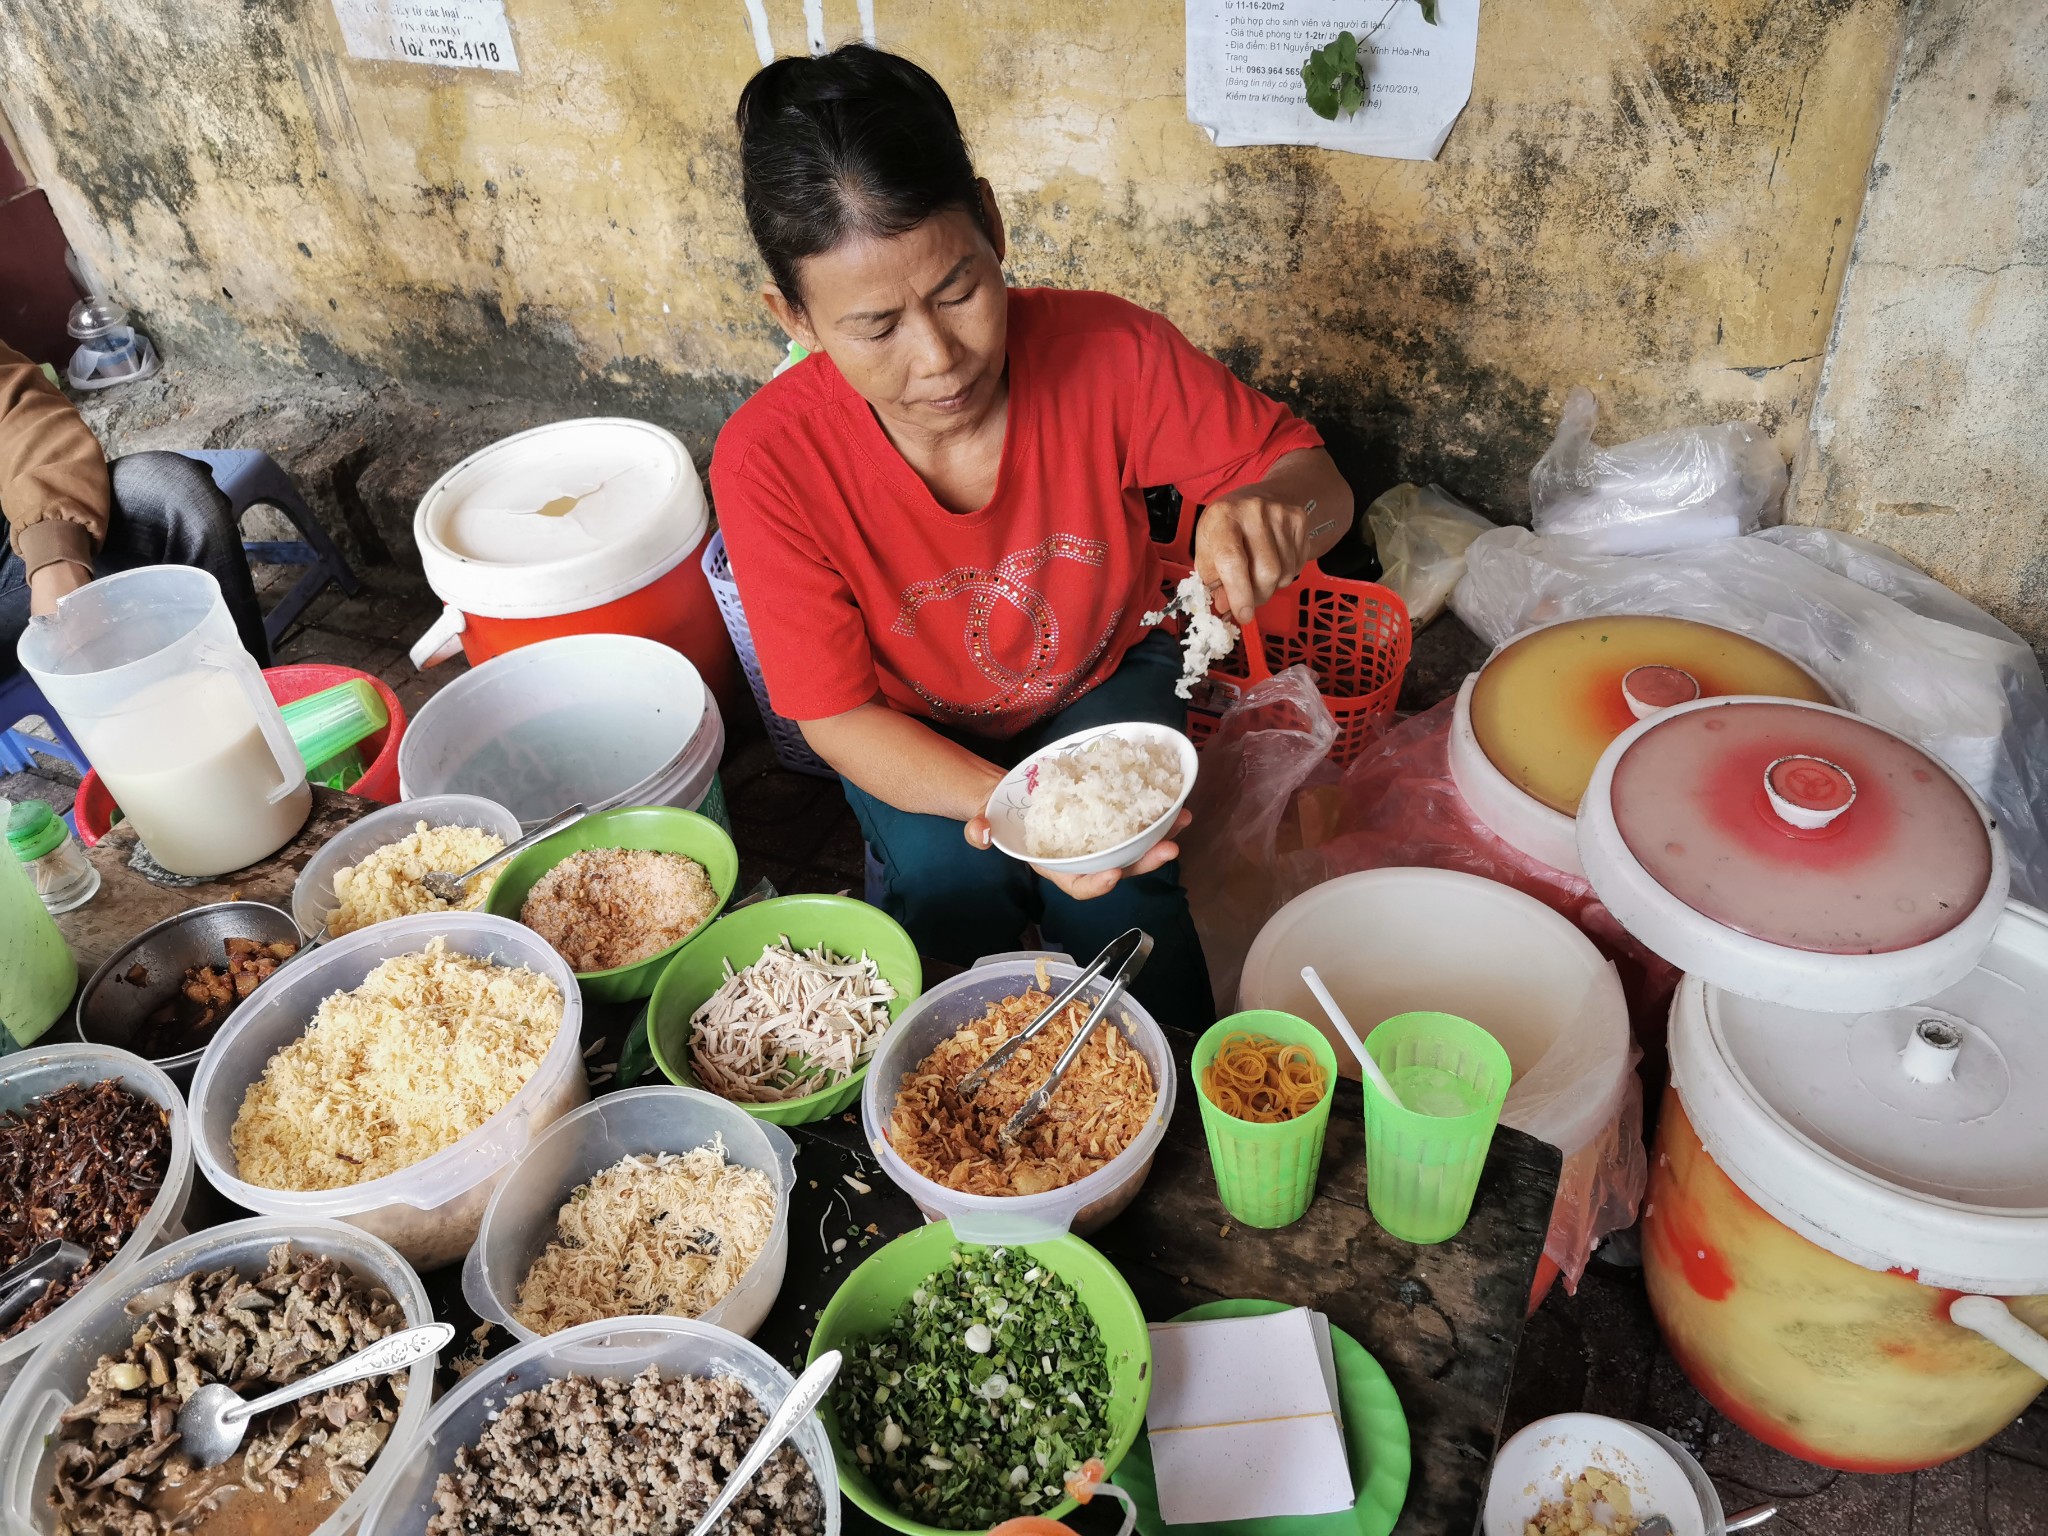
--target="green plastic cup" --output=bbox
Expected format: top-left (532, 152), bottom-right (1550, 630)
top-left (1361, 1011), bottom-right (1512, 1245)
top-left (1193, 1011), bottom-right (1339, 1229)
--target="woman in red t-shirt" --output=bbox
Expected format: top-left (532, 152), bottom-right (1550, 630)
top-left (712, 45), bottom-right (1354, 1026)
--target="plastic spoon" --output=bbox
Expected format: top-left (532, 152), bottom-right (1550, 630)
top-left (175, 1322), bottom-right (454, 1468)
top-left (420, 803), bottom-right (587, 903)
top-left (682, 1349), bottom-right (842, 1536)
top-left (1299, 965), bottom-right (1406, 1111)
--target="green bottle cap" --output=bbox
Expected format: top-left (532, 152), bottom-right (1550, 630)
top-left (6, 799), bottom-right (65, 863)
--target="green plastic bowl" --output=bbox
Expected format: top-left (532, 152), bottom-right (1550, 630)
top-left (808, 1221), bottom-right (1152, 1536)
top-left (646, 894), bottom-right (922, 1126)
top-left (482, 806), bottom-right (739, 1003)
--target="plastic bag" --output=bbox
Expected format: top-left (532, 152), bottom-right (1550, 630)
top-left (1180, 665), bottom-right (1340, 1013)
top-left (1453, 525), bottom-right (2048, 906)
top-left (1364, 483), bottom-right (1495, 627)
top-left (1528, 386), bottom-right (1787, 555)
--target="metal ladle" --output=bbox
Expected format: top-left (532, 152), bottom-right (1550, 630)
top-left (175, 1322), bottom-right (453, 1468)
top-left (419, 803), bottom-right (587, 903)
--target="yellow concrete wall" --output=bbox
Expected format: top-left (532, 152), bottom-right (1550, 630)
top-left (0, 0), bottom-right (1906, 514)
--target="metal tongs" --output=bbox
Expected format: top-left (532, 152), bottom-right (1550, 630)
top-left (957, 928), bottom-right (1154, 1143)
top-left (0, 1240), bottom-right (88, 1331)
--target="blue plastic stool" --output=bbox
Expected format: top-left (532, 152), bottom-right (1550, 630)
top-left (178, 449), bottom-right (364, 646)
top-left (0, 670), bottom-right (88, 776)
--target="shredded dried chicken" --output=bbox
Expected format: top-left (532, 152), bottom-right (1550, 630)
top-left (688, 939), bottom-right (895, 1102)
top-left (887, 987), bottom-right (1156, 1196)
top-left (511, 1142), bottom-right (777, 1335)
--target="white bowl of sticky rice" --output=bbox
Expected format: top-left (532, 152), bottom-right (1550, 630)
top-left (985, 722), bottom-right (1198, 876)
top-left (188, 913), bottom-right (587, 1270)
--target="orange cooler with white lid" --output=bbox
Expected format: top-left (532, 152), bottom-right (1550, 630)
top-left (1449, 616), bottom-right (1832, 876)
top-left (1572, 693), bottom-right (2042, 1470)
top-left (407, 418), bottom-right (736, 709)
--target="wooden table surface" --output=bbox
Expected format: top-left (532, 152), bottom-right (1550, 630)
top-left (54, 789), bottom-right (1561, 1536)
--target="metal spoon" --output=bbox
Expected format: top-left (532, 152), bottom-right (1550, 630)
top-left (419, 803), bottom-right (586, 903)
top-left (1638, 1505), bottom-right (1777, 1535)
top-left (175, 1322), bottom-right (453, 1468)
top-left (0, 1240), bottom-right (88, 1330)
top-left (682, 1350), bottom-right (842, 1536)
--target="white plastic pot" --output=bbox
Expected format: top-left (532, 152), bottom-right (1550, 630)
top-left (188, 912), bottom-right (588, 1270)
top-left (356, 1316), bottom-right (840, 1536)
top-left (861, 952), bottom-right (1178, 1243)
top-left (461, 1085), bottom-right (796, 1346)
top-left (0, 1045), bottom-right (194, 1398)
top-left (290, 793), bottom-right (523, 940)
top-left (396, 633), bottom-right (712, 826)
top-left (0, 1217), bottom-right (436, 1536)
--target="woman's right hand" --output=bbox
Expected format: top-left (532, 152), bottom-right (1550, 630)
top-left (965, 808), bottom-right (1193, 901)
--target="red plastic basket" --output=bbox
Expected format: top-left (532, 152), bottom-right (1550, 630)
top-left (74, 664), bottom-right (407, 847)
top-left (1162, 556), bottom-right (1411, 766)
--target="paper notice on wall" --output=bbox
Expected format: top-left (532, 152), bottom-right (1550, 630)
top-left (1185, 0), bottom-right (1477, 159)
top-left (331, 0), bottom-right (520, 71)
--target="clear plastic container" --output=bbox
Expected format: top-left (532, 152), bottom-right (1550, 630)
top-left (0, 1045), bottom-right (194, 1398)
top-left (187, 912), bottom-right (588, 1270)
top-left (356, 1315), bottom-right (841, 1536)
top-left (291, 794), bottom-right (524, 940)
top-left (395, 633), bottom-right (708, 825)
top-left (461, 1085), bottom-right (796, 1345)
top-left (0, 1216), bottom-right (437, 1536)
top-left (860, 952), bottom-right (1178, 1243)
top-left (18, 566), bottom-right (311, 877)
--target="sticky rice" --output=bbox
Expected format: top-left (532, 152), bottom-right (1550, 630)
top-left (1021, 736), bottom-right (1182, 859)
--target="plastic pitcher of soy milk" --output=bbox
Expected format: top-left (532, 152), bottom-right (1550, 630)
top-left (18, 568), bottom-right (310, 877)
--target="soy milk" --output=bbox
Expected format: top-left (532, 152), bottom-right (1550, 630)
top-left (91, 671), bottom-right (311, 876)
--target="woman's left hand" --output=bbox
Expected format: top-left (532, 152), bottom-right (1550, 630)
top-left (1193, 488), bottom-right (1314, 627)
top-left (964, 808), bottom-right (1194, 901)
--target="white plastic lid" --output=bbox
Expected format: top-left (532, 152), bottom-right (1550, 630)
top-left (1579, 696), bottom-right (2008, 1010)
top-left (1672, 902), bottom-right (2048, 1292)
top-left (413, 418), bottom-right (708, 619)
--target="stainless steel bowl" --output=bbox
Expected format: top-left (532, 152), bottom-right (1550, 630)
top-left (73, 902), bottom-right (303, 1082)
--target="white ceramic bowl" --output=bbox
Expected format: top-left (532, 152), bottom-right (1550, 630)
top-left (1483, 1413), bottom-right (1725, 1536)
top-left (985, 722), bottom-right (1198, 876)
top-left (291, 794), bottom-right (523, 940)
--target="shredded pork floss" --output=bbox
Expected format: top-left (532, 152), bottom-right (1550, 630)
top-left (889, 988), bottom-right (1156, 1195)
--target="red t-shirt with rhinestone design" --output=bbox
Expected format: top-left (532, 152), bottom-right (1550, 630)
top-left (709, 288), bottom-right (1323, 738)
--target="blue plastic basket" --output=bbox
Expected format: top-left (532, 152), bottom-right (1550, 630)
top-left (701, 531), bottom-right (837, 779)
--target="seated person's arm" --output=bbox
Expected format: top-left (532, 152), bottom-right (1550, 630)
top-left (0, 340), bottom-right (109, 613)
top-left (799, 698), bottom-right (1004, 823)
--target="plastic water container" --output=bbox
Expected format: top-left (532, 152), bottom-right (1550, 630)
top-left (187, 913), bottom-right (588, 1271)
top-left (861, 953), bottom-right (1177, 1243)
top-left (291, 794), bottom-right (524, 940)
top-left (356, 1316), bottom-right (841, 1536)
top-left (460, 1085), bottom-right (795, 1346)
top-left (0, 1045), bottom-right (194, 1398)
top-left (397, 633), bottom-right (713, 826)
top-left (0, 1217), bottom-right (436, 1536)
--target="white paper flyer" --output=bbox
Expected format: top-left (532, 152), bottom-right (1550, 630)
top-left (1185, 0), bottom-right (1478, 160)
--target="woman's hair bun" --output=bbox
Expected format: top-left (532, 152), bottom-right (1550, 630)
top-left (735, 44), bottom-right (985, 306)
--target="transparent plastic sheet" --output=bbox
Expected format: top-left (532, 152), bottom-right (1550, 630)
top-left (1528, 386), bottom-right (1788, 555)
top-left (1364, 482), bottom-right (1495, 627)
top-left (1183, 679), bottom-right (1654, 1289)
top-left (1452, 525), bottom-right (2048, 906)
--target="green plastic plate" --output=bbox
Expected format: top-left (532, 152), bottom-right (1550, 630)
top-left (1113, 1298), bottom-right (1410, 1536)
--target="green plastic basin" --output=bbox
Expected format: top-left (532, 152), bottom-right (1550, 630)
top-left (647, 893), bottom-right (922, 1125)
top-left (808, 1221), bottom-right (1152, 1536)
top-left (482, 805), bottom-right (738, 1003)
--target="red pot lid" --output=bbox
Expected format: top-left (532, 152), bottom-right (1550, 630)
top-left (1468, 616), bottom-right (1831, 816)
top-left (1579, 697), bottom-right (2009, 1010)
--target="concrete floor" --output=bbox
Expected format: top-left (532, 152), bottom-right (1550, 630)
top-left (5, 560), bottom-right (2042, 1533)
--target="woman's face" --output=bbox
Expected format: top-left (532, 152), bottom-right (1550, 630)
top-left (765, 187), bottom-right (1009, 436)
